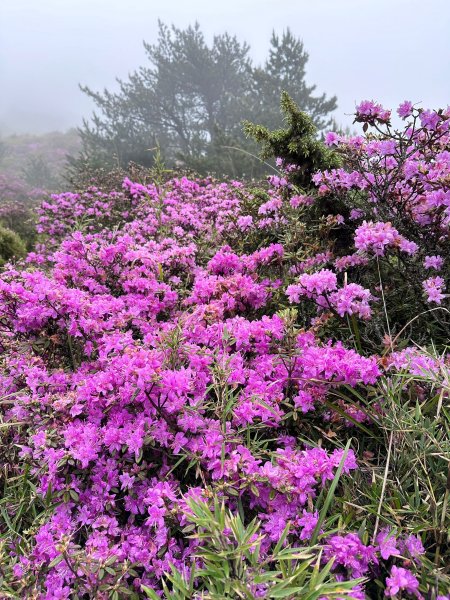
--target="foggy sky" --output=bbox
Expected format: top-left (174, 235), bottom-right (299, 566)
top-left (1, 0), bottom-right (449, 135)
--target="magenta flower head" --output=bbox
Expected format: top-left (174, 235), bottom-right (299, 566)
top-left (423, 255), bottom-right (444, 270)
top-left (423, 276), bottom-right (446, 304)
top-left (397, 101), bottom-right (414, 119)
top-left (376, 528), bottom-right (399, 560)
top-left (324, 132), bottom-right (341, 147)
top-left (385, 565), bottom-right (422, 598)
top-left (355, 100), bottom-right (391, 125)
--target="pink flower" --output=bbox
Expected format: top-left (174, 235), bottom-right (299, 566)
top-left (424, 255), bottom-right (444, 270)
top-left (329, 283), bottom-right (373, 320)
top-left (298, 510), bottom-right (319, 540)
top-left (403, 534), bottom-right (425, 562)
top-left (398, 238), bottom-right (418, 255)
top-left (397, 101), bottom-right (414, 119)
top-left (290, 194), bottom-right (313, 208)
top-left (354, 221), bottom-right (399, 255)
top-left (385, 566), bottom-right (422, 598)
top-left (119, 472), bottom-right (136, 490)
top-left (323, 533), bottom-right (377, 578)
top-left (354, 221), bottom-right (417, 257)
top-left (376, 528), bottom-right (399, 560)
top-left (324, 132), bottom-right (341, 146)
top-left (355, 100), bottom-right (391, 124)
top-left (420, 109), bottom-right (440, 131)
top-left (423, 276), bottom-right (446, 304)
top-left (349, 209), bottom-right (364, 221)
top-left (267, 175), bottom-right (288, 188)
top-left (297, 269), bottom-right (337, 297)
top-left (237, 215), bottom-right (253, 231)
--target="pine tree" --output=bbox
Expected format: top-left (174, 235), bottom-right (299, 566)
top-left (253, 30), bottom-right (337, 131)
top-left (74, 24), bottom-right (337, 179)
top-left (243, 91), bottom-right (340, 189)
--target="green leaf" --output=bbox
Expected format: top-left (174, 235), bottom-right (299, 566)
top-left (311, 439), bottom-right (352, 545)
top-left (141, 585), bottom-right (159, 599)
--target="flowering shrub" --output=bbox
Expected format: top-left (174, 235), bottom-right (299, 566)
top-left (246, 98), bottom-right (450, 348)
top-left (310, 101), bottom-right (450, 343)
top-left (1, 101), bottom-right (450, 599)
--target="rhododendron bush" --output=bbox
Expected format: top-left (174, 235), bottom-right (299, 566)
top-left (312, 101), bottom-right (450, 343)
top-left (0, 102), bottom-right (449, 599)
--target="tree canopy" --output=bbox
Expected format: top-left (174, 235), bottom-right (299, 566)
top-left (75, 22), bottom-right (337, 178)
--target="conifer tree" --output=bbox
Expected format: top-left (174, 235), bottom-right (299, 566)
top-left (243, 91), bottom-right (340, 189)
top-left (252, 30), bottom-right (337, 131)
top-left (74, 24), bottom-right (337, 178)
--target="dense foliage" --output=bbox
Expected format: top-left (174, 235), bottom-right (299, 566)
top-left (74, 24), bottom-right (336, 178)
top-left (0, 174), bottom-right (42, 250)
top-left (0, 101), bottom-right (449, 599)
top-left (0, 225), bottom-right (27, 267)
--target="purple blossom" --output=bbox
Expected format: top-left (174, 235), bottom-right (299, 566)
top-left (397, 101), bottom-right (414, 119)
top-left (424, 255), bottom-right (444, 270)
top-left (423, 276), bottom-right (446, 304)
top-left (376, 528), bottom-right (400, 560)
top-left (323, 533), bottom-right (377, 578)
top-left (355, 100), bottom-right (391, 124)
top-left (385, 566), bottom-right (422, 598)
top-left (325, 132), bottom-right (341, 146)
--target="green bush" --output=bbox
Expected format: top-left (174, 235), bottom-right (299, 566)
top-left (0, 225), bottom-right (26, 267)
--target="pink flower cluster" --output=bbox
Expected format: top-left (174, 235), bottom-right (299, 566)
top-left (354, 221), bottom-right (418, 257)
top-left (310, 103), bottom-right (449, 320)
top-left (355, 100), bottom-right (391, 124)
top-left (287, 269), bottom-right (374, 320)
top-left (0, 175), bottom-right (390, 597)
top-left (423, 276), bottom-right (446, 304)
top-left (3, 100), bottom-right (449, 598)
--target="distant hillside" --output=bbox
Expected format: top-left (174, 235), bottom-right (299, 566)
top-left (0, 129), bottom-right (81, 191)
